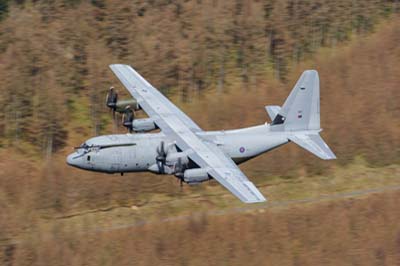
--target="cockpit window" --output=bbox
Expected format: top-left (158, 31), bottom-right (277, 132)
top-left (77, 142), bottom-right (98, 154)
top-left (80, 142), bottom-right (89, 149)
top-left (76, 142), bottom-right (89, 154)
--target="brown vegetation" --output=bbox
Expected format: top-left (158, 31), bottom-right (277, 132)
top-left (3, 185), bottom-right (400, 266)
top-left (0, 1), bottom-right (399, 265)
top-left (0, 0), bottom-right (398, 164)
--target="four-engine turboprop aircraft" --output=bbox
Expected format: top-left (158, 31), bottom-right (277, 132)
top-left (66, 64), bottom-right (336, 203)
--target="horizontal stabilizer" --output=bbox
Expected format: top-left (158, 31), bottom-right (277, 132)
top-left (265, 105), bottom-right (281, 121)
top-left (289, 133), bottom-right (336, 160)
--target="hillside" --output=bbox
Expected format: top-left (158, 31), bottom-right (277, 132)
top-left (0, 0), bottom-right (398, 172)
top-left (0, 1), bottom-right (400, 265)
top-left (1, 157), bottom-right (400, 266)
top-left (27, 189), bottom-right (400, 266)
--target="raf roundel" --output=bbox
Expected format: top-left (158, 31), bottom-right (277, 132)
top-left (239, 147), bottom-right (245, 153)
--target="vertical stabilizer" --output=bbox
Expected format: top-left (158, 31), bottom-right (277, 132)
top-left (270, 70), bottom-right (336, 160)
top-left (271, 70), bottom-right (320, 131)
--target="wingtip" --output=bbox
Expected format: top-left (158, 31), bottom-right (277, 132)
top-left (248, 199), bottom-right (267, 204)
top-left (325, 150), bottom-right (337, 160)
top-left (109, 63), bottom-right (129, 68)
top-left (304, 69), bottom-right (318, 73)
top-left (244, 196), bottom-right (267, 204)
top-left (303, 69), bottom-right (319, 77)
top-left (327, 154), bottom-right (337, 160)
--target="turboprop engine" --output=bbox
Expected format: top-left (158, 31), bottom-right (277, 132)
top-left (147, 142), bottom-right (209, 185)
top-left (115, 99), bottom-right (141, 113)
top-left (148, 142), bottom-right (190, 177)
top-left (183, 168), bottom-right (210, 184)
top-left (132, 118), bottom-right (157, 132)
top-left (105, 91), bottom-right (141, 114)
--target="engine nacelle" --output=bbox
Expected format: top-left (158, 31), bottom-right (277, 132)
top-left (106, 92), bottom-right (141, 113)
top-left (166, 152), bottom-right (189, 166)
top-left (132, 118), bottom-right (157, 132)
top-left (183, 168), bottom-right (209, 184)
top-left (116, 99), bottom-right (141, 112)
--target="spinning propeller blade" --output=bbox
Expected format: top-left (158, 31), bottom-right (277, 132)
top-left (156, 141), bottom-right (168, 174)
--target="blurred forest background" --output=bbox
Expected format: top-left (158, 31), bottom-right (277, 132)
top-left (0, 0), bottom-right (399, 265)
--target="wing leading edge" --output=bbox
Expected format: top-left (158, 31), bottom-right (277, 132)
top-left (109, 64), bottom-right (266, 203)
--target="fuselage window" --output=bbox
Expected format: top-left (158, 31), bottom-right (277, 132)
top-left (87, 155), bottom-right (91, 161)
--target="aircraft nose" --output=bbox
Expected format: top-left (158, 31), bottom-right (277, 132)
top-left (66, 153), bottom-right (78, 166)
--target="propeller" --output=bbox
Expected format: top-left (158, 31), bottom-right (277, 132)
top-left (106, 87), bottom-right (118, 120)
top-left (122, 106), bottom-right (135, 133)
top-left (156, 141), bottom-right (168, 174)
top-left (174, 157), bottom-right (185, 187)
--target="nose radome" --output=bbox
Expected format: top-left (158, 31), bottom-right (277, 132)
top-left (66, 153), bottom-right (76, 166)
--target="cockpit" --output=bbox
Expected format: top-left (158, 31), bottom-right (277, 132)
top-left (80, 142), bottom-right (89, 149)
top-left (76, 142), bottom-right (100, 154)
top-left (75, 142), bottom-right (89, 154)
top-left (67, 141), bottom-right (97, 168)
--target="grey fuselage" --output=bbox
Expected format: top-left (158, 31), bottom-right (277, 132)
top-left (66, 123), bottom-right (289, 173)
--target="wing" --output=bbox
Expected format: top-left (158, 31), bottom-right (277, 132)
top-left (110, 65), bottom-right (202, 132)
top-left (110, 64), bottom-right (266, 203)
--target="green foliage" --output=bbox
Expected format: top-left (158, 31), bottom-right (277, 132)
top-left (91, 0), bottom-right (105, 8)
top-left (0, 0), bottom-right (8, 20)
top-left (62, 0), bottom-right (81, 7)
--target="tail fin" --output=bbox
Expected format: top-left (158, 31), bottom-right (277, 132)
top-left (271, 70), bottom-right (336, 160)
top-left (271, 70), bottom-right (320, 131)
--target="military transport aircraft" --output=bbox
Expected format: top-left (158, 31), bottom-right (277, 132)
top-left (66, 64), bottom-right (336, 203)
